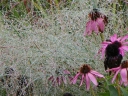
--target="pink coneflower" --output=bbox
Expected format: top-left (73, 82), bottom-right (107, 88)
top-left (107, 60), bottom-right (128, 86)
top-left (99, 34), bottom-right (128, 58)
top-left (71, 64), bottom-right (104, 90)
top-left (48, 69), bottom-right (71, 86)
top-left (84, 9), bottom-right (108, 36)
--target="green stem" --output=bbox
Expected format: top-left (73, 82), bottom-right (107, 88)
top-left (90, 85), bottom-right (96, 96)
top-left (116, 75), bottom-right (121, 96)
top-left (100, 33), bottom-right (104, 42)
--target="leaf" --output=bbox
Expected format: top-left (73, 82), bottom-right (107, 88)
top-left (120, 86), bottom-right (128, 96)
top-left (99, 92), bottom-right (110, 96)
top-left (108, 85), bottom-right (118, 96)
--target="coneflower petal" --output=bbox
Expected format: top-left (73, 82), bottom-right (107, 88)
top-left (80, 74), bottom-right (84, 87)
top-left (85, 21), bottom-right (92, 36)
top-left (97, 18), bottom-right (105, 32)
top-left (122, 42), bottom-right (128, 45)
top-left (91, 21), bottom-right (98, 33)
top-left (120, 69), bottom-right (127, 83)
top-left (112, 69), bottom-right (120, 83)
top-left (110, 34), bottom-right (117, 42)
top-left (121, 46), bottom-right (128, 51)
top-left (90, 70), bottom-right (104, 78)
top-left (119, 48), bottom-right (125, 56)
top-left (120, 35), bottom-right (128, 42)
top-left (85, 74), bottom-right (90, 91)
top-left (72, 73), bottom-right (80, 84)
top-left (87, 73), bottom-right (98, 86)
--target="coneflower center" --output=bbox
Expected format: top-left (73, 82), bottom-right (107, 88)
top-left (105, 41), bottom-right (122, 57)
top-left (121, 61), bottom-right (128, 68)
top-left (89, 10), bottom-right (101, 21)
top-left (80, 64), bottom-right (91, 74)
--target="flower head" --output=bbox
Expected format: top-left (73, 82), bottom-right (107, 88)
top-left (84, 9), bottom-right (108, 36)
top-left (107, 60), bottom-right (128, 86)
top-left (48, 69), bottom-right (71, 86)
top-left (99, 34), bottom-right (128, 58)
top-left (71, 64), bottom-right (104, 90)
top-left (104, 54), bottom-right (122, 72)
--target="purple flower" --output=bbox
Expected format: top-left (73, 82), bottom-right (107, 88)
top-left (99, 34), bottom-right (128, 58)
top-left (48, 70), bottom-right (71, 86)
top-left (84, 9), bottom-right (108, 36)
top-left (107, 60), bottom-right (128, 86)
top-left (71, 64), bottom-right (104, 90)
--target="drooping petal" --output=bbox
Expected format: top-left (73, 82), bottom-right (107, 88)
top-left (48, 76), bottom-right (54, 81)
top-left (106, 66), bottom-right (120, 72)
top-left (80, 74), bottom-right (84, 87)
top-left (84, 21), bottom-right (93, 36)
top-left (90, 70), bottom-right (104, 78)
top-left (85, 74), bottom-right (90, 91)
top-left (120, 69), bottom-right (127, 83)
top-left (91, 21), bottom-right (99, 33)
top-left (63, 70), bottom-right (70, 74)
top-left (62, 76), bottom-right (67, 84)
top-left (124, 82), bottom-right (128, 86)
top-left (112, 69), bottom-right (120, 83)
top-left (87, 73), bottom-right (98, 86)
top-left (96, 18), bottom-right (105, 32)
top-left (110, 34), bottom-right (117, 42)
top-left (57, 77), bottom-right (61, 85)
top-left (71, 73), bottom-right (80, 84)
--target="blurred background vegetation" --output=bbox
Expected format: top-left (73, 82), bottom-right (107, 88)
top-left (0, 0), bottom-right (128, 96)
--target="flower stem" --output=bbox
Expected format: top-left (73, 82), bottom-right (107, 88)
top-left (100, 33), bottom-right (104, 42)
top-left (90, 85), bottom-right (96, 96)
top-left (116, 75), bottom-right (121, 96)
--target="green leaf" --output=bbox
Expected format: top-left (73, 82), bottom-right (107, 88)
top-left (109, 85), bottom-right (118, 96)
top-left (99, 92), bottom-right (110, 96)
top-left (120, 86), bottom-right (128, 96)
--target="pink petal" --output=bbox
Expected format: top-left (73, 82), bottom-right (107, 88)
top-left (121, 46), bottom-right (128, 51)
top-left (119, 48), bottom-right (125, 56)
top-left (120, 69), bottom-right (127, 83)
top-left (112, 69), bottom-right (120, 83)
top-left (96, 18), bottom-right (105, 32)
top-left (62, 76), bottom-right (67, 84)
top-left (84, 21), bottom-right (93, 36)
top-left (57, 77), bottom-right (61, 85)
top-left (90, 70), bottom-right (104, 78)
top-left (85, 74), bottom-right (90, 91)
top-left (80, 74), bottom-right (84, 87)
top-left (102, 41), bottom-right (111, 45)
top-left (63, 70), bottom-right (70, 74)
top-left (48, 76), bottom-right (54, 81)
top-left (87, 73), bottom-right (98, 86)
top-left (123, 42), bottom-right (128, 45)
top-left (124, 82), bottom-right (128, 86)
top-left (91, 21), bottom-right (98, 33)
top-left (106, 67), bottom-right (120, 72)
top-left (71, 73), bottom-right (80, 84)
top-left (110, 34), bottom-right (117, 42)
top-left (120, 35), bottom-right (128, 42)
